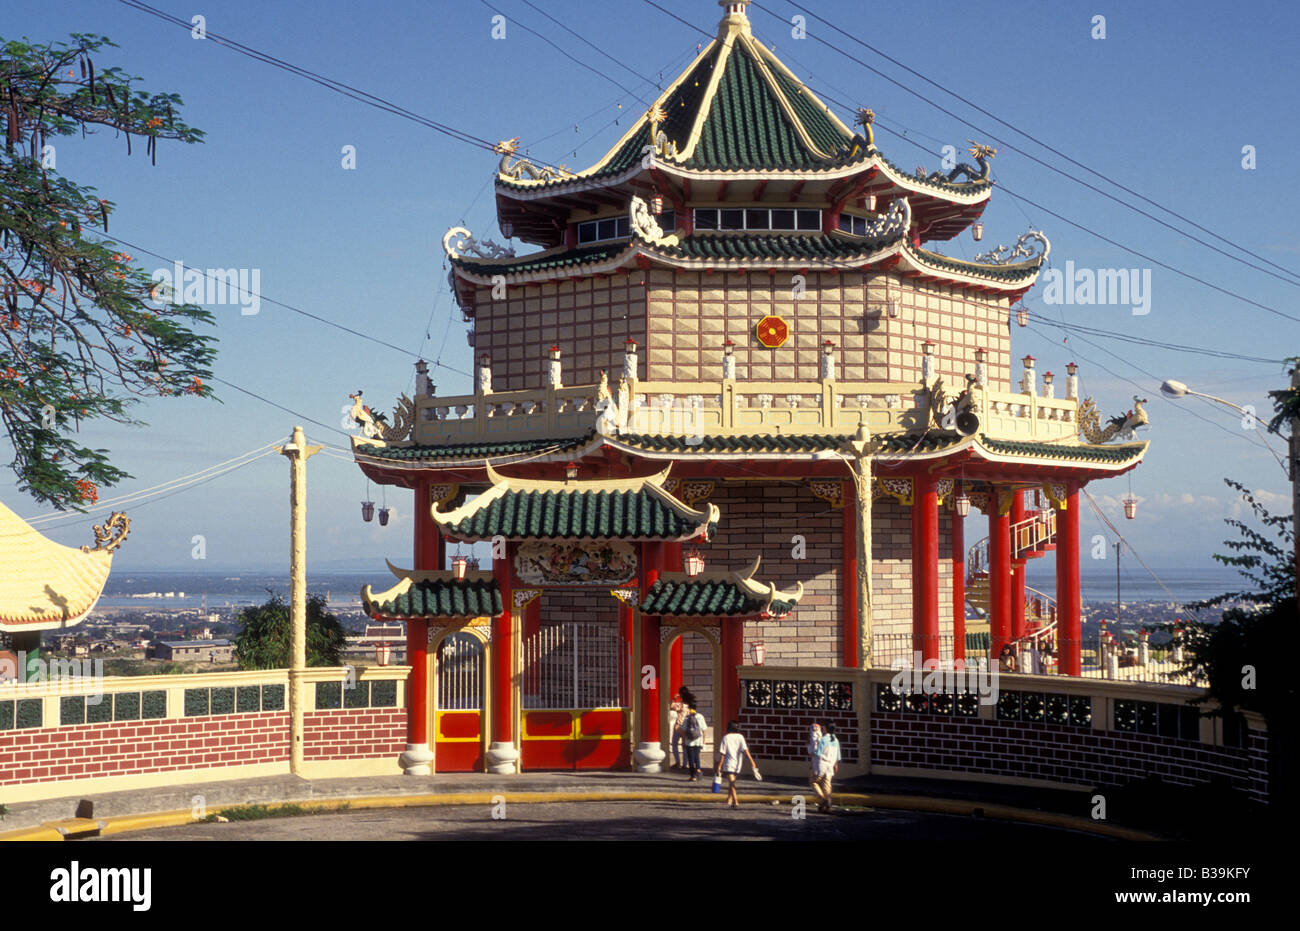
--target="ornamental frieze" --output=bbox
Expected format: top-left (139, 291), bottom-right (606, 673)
top-left (514, 540), bottom-right (637, 586)
top-left (808, 479), bottom-right (846, 508)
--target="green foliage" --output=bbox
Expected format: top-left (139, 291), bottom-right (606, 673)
top-left (1, 33), bottom-right (215, 507)
top-left (1189, 479), bottom-right (1294, 609)
top-left (202, 802), bottom-right (348, 823)
top-left (233, 592), bottom-right (347, 670)
top-left (1265, 356), bottom-right (1299, 436)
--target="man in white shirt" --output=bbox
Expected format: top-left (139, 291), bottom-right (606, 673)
top-left (681, 703), bottom-right (706, 781)
top-left (715, 720), bottom-right (759, 808)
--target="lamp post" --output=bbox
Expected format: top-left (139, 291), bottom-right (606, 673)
top-left (1162, 376), bottom-right (1297, 607)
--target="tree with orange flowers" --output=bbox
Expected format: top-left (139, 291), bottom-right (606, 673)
top-left (1, 33), bottom-right (215, 507)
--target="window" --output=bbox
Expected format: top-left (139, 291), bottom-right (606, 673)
top-left (693, 207), bottom-right (821, 232)
top-left (838, 213), bottom-right (877, 236)
top-left (576, 215), bottom-right (631, 244)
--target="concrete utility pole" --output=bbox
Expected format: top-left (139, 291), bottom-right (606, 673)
top-left (1291, 366), bottom-right (1299, 611)
top-left (277, 425), bottom-right (322, 774)
top-left (844, 425), bottom-right (881, 668)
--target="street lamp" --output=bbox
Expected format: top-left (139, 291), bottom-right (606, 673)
top-left (1164, 374), bottom-right (1298, 606)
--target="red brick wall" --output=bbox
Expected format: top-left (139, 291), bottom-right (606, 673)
top-left (303, 709), bottom-right (406, 761)
top-left (870, 713), bottom-right (1270, 803)
top-left (0, 713), bottom-right (289, 787)
top-left (737, 707), bottom-right (858, 765)
top-left (0, 707), bottom-right (408, 787)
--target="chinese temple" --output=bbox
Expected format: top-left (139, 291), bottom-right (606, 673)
top-left (353, 0), bottom-right (1148, 775)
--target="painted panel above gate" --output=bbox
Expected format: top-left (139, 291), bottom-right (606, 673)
top-left (515, 540), bottom-right (637, 586)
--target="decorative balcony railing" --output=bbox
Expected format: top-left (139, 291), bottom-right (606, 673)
top-left (406, 365), bottom-right (1080, 447)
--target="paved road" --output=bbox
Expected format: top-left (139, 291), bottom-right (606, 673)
top-left (94, 799), bottom-right (1108, 841)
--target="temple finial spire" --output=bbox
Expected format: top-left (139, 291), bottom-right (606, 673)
top-left (717, 0), bottom-right (752, 36)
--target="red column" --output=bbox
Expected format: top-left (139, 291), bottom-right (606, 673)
top-left (989, 501), bottom-right (1012, 657)
top-left (1056, 482), bottom-right (1082, 676)
top-left (841, 490), bottom-right (859, 667)
top-left (491, 544), bottom-right (514, 745)
top-left (660, 541), bottom-right (682, 695)
top-left (670, 639), bottom-right (683, 698)
top-left (951, 504), bottom-right (965, 663)
top-left (912, 474), bottom-right (939, 663)
top-left (403, 481), bottom-right (438, 769)
top-left (721, 621), bottom-right (743, 734)
top-left (1011, 489), bottom-right (1027, 641)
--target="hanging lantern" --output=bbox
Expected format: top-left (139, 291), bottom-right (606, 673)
top-left (1016, 305), bottom-right (1029, 327)
top-left (751, 640), bottom-right (766, 666)
top-left (361, 500), bottom-right (375, 522)
top-left (565, 461), bottom-right (579, 481)
top-left (972, 222), bottom-right (984, 242)
top-left (650, 193), bottom-right (664, 215)
top-left (452, 555), bottom-right (469, 580)
top-left (684, 550), bottom-right (705, 577)
top-left (1123, 494), bottom-right (1139, 520)
top-left (378, 507), bottom-right (390, 526)
top-left (375, 643), bottom-right (392, 666)
top-left (501, 220), bottom-right (514, 239)
top-left (955, 493), bottom-right (971, 517)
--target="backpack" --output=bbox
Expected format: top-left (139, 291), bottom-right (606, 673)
top-left (682, 712), bottom-right (702, 742)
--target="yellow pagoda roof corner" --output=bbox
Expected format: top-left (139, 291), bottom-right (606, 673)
top-left (0, 502), bottom-right (129, 632)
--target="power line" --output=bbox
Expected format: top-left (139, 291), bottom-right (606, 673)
top-left (100, 233), bottom-right (470, 376)
top-left (766, 0), bottom-right (1300, 286)
top-left (749, 0), bottom-right (1300, 291)
top-left (113, 0), bottom-right (562, 170)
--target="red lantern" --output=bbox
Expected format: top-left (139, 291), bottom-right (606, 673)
top-left (1123, 495), bottom-right (1138, 520)
top-left (650, 194), bottom-right (664, 215)
top-left (685, 550), bottom-right (705, 577)
top-left (750, 640), bottom-right (766, 666)
top-left (955, 493), bottom-right (971, 517)
top-left (375, 643), bottom-right (392, 666)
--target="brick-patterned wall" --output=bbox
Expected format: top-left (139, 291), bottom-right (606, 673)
top-left (738, 707), bottom-right (858, 766)
top-left (870, 713), bottom-right (1270, 803)
top-left (473, 275), bottom-right (648, 391)
top-left (303, 709), bottom-right (405, 761)
top-left (644, 270), bottom-right (1012, 389)
top-left (539, 587), bottom-right (619, 624)
top-left (0, 713), bottom-right (289, 787)
top-left (677, 631), bottom-right (714, 724)
top-left (700, 482), bottom-right (956, 664)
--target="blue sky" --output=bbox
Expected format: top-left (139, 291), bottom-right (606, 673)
top-left (5, 0), bottom-right (1297, 579)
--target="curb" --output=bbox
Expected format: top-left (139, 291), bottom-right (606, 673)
top-left (0, 789), bottom-right (1158, 841)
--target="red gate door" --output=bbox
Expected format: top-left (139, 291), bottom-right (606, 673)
top-left (521, 622), bottom-right (629, 770)
top-left (434, 631), bottom-right (484, 772)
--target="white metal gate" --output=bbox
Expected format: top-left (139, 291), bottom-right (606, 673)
top-left (523, 622), bottom-right (628, 709)
top-left (436, 632), bottom-right (483, 710)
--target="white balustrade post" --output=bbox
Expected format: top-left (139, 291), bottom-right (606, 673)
top-left (1065, 361), bottom-right (1079, 401)
top-left (548, 345), bottom-right (563, 389)
top-left (623, 338), bottom-right (639, 382)
top-left (921, 340), bottom-right (936, 381)
top-left (974, 348), bottom-right (987, 389)
top-left (1021, 355), bottom-right (1037, 396)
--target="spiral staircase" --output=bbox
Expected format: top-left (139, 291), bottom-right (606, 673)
top-left (965, 507), bottom-right (1059, 663)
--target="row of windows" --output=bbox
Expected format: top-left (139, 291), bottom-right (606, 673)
top-left (695, 207), bottom-right (820, 231)
top-left (576, 207), bottom-right (823, 243)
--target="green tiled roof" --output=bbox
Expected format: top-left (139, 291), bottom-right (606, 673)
top-left (910, 245), bottom-right (1044, 282)
top-left (449, 242), bottom-right (626, 278)
top-left (688, 41), bottom-right (849, 171)
top-left (640, 577), bottom-right (794, 618)
top-left (660, 231), bottom-right (902, 261)
top-left (367, 578), bottom-right (502, 619)
top-left (440, 489), bottom-right (715, 542)
top-left (978, 436), bottom-right (1146, 464)
top-left (356, 435), bottom-right (591, 462)
top-left (450, 229), bottom-right (910, 281)
top-left (616, 433), bottom-right (961, 455)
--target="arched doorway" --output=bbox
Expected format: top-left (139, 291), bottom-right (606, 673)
top-left (660, 626), bottom-right (721, 770)
top-left (432, 629), bottom-right (487, 772)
